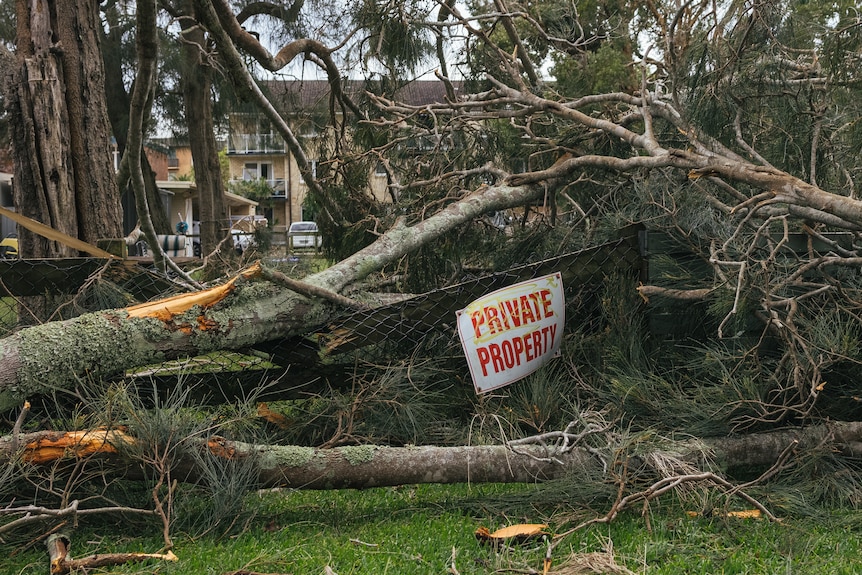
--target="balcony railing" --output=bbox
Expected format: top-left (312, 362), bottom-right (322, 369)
top-left (167, 158), bottom-right (179, 168)
top-left (229, 178), bottom-right (287, 197)
top-left (227, 133), bottom-right (285, 154)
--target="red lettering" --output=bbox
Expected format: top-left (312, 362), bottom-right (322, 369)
top-left (523, 332), bottom-right (533, 361)
top-left (532, 330), bottom-right (543, 355)
top-left (489, 343), bottom-right (504, 373)
top-left (471, 310), bottom-right (485, 339)
top-left (496, 302), bottom-right (512, 330)
top-left (485, 305), bottom-right (503, 334)
top-left (512, 336), bottom-right (525, 365)
top-left (477, 346), bottom-right (491, 376)
top-left (503, 298), bottom-right (523, 327)
top-left (529, 292), bottom-right (543, 319)
top-left (520, 295), bottom-right (536, 324)
top-left (546, 324), bottom-right (557, 349)
top-left (539, 289), bottom-right (554, 318)
top-left (501, 339), bottom-right (515, 369)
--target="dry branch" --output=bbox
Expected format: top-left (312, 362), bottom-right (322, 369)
top-left (636, 285), bottom-right (714, 303)
top-left (0, 501), bottom-right (157, 536)
top-left (46, 533), bottom-right (177, 575)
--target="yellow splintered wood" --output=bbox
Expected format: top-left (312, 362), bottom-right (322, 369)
top-left (489, 523), bottom-right (550, 538)
top-left (125, 262), bottom-right (261, 321)
top-left (23, 428), bottom-right (136, 464)
top-left (475, 523), bottom-right (550, 544)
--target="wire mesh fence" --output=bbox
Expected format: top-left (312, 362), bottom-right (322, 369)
top-left (0, 233), bottom-right (644, 396)
top-left (0, 258), bottom-right (185, 331)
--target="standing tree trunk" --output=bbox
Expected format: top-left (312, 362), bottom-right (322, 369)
top-left (101, 4), bottom-right (171, 235)
top-left (7, 0), bottom-right (123, 257)
top-left (179, 0), bottom-right (231, 260)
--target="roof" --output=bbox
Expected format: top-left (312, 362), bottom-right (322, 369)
top-left (260, 79), bottom-right (465, 113)
top-left (148, 136), bottom-right (190, 148)
top-left (157, 181), bottom-right (196, 193)
top-left (224, 191), bottom-right (258, 207)
top-left (155, 181), bottom-right (257, 206)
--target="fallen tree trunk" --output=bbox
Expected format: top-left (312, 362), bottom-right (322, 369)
top-left (4, 421), bottom-right (861, 490)
top-left (0, 183), bottom-right (543, 413)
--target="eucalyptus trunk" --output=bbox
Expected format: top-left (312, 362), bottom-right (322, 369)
top-left (101, 5), bottom-right (171, 235)
top-left (6, 0), bottom-right (123, 257)
top-left (0, 182), bottom-right (542, 412)
top-left (180, 1), bottom-right (232, 259)
top-left (5, 422), bottom-right (860, 489)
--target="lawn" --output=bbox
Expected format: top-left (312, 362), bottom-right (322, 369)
top-left (5, 481), bottom-right (862, 574)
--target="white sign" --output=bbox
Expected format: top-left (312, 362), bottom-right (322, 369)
top-left (457, 272), bottom-right (564, 393)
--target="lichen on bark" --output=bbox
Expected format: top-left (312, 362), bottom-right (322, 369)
top-left (258, 445), bottom-right (318, 469)
top-left (1, 312), bottom-right (168, 412)
top-left (340, 445), bottom-right (378, 465)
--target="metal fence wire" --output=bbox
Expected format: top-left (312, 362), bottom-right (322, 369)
top-left (0, 234), bottom-right (643, 393)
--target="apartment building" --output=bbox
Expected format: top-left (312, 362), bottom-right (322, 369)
top-left (225, 79), bottom-right (464, 235)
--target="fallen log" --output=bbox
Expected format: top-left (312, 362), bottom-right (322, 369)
top-left (2, 421), bottom-right (861, 489)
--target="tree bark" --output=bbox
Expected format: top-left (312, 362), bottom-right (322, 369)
top-left (101, 4), bottom-right (171, 235)
top-left (202, 420), bottom-right (862, 488)
top-left (7, 0), bottom-right (123, 257)
top-left (180, 0), bottom-right (231, 259)
top-left (4, 421), bottom-right (861, 490)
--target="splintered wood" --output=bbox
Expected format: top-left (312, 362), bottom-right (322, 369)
top-left (22, 428), bottom-right (136, 464)
top-left (125, 262), bottom-right (261, 321)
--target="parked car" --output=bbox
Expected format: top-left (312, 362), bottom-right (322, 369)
top-left (288, 221), bottom-right (321, 250)
top-left (232, 229), bottom-right (256, 254)
top-left (0, 233), bottom-right (18, 259)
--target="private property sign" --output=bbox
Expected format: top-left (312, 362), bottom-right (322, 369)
top-left (457, 273), bottom-right (564, 393)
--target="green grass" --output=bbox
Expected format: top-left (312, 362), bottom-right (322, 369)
top-left (5, 482), bottom-right (862, 574)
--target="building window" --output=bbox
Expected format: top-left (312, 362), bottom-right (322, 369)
top-left (243, 162), bottom-right (272, 181)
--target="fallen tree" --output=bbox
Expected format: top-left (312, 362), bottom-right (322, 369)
top-left (14, 417), bottom-right (848, 572)
top-left (2, 8), bottom-right (862, 560)
top-left (4, 420), bottom-right (860, 490)
top-left (0, 182), bottom-right (541, 413)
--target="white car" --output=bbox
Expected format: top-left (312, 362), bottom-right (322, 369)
top-left (232, 229), bottom-right (256, 253)
top-left (288, 221), bottom-right (321, 249)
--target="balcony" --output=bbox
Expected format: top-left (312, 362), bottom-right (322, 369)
top-left (167, 158), bottom-right (179, 168)
top-left (269, 179), bottom-right (287, 197)
top-left (227, 133), bottom-right (285, 155)
top-left (229, 178), bottom-right (287, 197)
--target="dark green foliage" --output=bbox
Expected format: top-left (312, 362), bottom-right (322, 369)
top-left (301, 154), bottom-right (383, 262)
top-left (352, 0), bottom-right (435, 74)
top-left (551, 41), bottom-right (638, 96)
top-left (473, 364), bottom-right (581, 438)
top-left (264, 360), bottom-right (470, 447)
